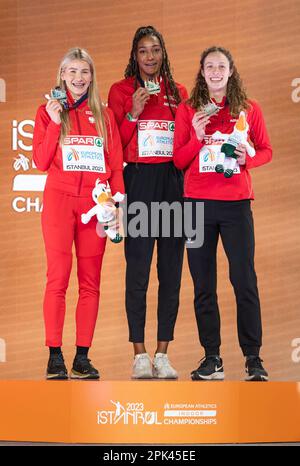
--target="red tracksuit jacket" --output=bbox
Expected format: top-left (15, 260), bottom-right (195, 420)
top-left (33, 94), bottom-right (124, 197)
top-left (108, 77), bottom-right (188, 164)
top-left (173, 98), bottom-right (272, 200)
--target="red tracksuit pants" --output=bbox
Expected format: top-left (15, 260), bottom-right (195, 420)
top-left (41, 187), bottom-right (107, 347)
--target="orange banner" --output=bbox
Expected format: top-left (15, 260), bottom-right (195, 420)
top-left (0, 381), bottom-right (299, 444)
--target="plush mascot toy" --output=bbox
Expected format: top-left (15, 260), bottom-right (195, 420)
top-left (215, 111), bottom-right (256, 178)
top-left (81, 180), bottom-right (124, 243)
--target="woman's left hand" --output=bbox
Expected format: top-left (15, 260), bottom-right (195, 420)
top-left (103, 206), bottom-right (123, 233)
top-left (235, 144), bottom-right (247, 165)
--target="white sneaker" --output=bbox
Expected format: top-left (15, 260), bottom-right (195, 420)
top-left (132, 353), bottom-right (153, 379)
top-left (153, 353), bottom-right (178, 379)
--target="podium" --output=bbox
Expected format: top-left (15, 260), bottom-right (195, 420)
top-left (0, 381), bottom-right (299, 444)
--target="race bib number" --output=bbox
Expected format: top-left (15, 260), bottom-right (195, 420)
top-left (138, 120), bottom-right (174, 158)
top-left (62, 135), bottom-right (106, 173)
top-left (199, 135), bottom-right (240, 174)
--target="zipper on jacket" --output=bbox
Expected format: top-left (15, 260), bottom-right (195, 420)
top-left (75, 108), bottom-right (83, 195)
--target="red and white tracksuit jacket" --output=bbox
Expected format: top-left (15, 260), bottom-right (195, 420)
top-left (173, 98), bottom-right (272, 200)
top-left (108, 76), bottom-right (188, 164)
top-left (33, 93), bottom-right (125, 347)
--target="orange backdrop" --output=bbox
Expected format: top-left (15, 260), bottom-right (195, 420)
top-left (0, 0), bottom-right (300, 381)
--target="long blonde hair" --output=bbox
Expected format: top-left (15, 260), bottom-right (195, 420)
top-left (57, 47), bottom-right (108, 148)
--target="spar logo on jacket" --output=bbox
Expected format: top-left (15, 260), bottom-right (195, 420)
top-left (138, 119), bottom-right (175, 158)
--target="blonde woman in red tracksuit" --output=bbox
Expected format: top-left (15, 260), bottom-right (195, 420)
top-left (174, 46), bottom-right (272, 382)
top-left (108, 26), bottom-right (188, 379)
top-left (33, 48), bottom-right (125, 380)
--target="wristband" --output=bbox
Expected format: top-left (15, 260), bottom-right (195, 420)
top-left (126, 112), bottom-right (138, 122)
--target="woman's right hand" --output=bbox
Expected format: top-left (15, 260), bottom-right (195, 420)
top-left (131, 88), bottom-right (150, 118)
top-left (46, 99), bottom-right (63, 124)
top-left (192, 111), bottom-right (211, 141)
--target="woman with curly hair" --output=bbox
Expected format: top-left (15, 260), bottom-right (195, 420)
top-left (108, 26), bottom-right (188, 379)
top-left (174, 46), bottom-right (272, 381)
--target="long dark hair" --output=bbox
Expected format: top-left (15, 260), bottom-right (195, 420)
top-left (124, 25), bottom-right (181, 116)
top-left (188, 46), bottom-right (249, 116)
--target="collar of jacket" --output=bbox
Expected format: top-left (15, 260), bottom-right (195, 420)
top-left (210, 95), bottom-right (227, 107)
top-left (66, 89), bottom-right (89, 110)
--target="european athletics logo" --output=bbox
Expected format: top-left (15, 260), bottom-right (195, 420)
top-left (143, 134), bottom-right (155, 147)
top-left (67, 148), bottom-right (80, 161)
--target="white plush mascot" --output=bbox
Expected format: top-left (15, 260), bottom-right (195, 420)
top-left (81, 180), bottom-right (124, 243)
top-left (215, 111), bottom-right (256, 178)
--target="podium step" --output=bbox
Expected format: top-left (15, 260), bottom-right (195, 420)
top-left (0, 381), bottom-right (299, 444)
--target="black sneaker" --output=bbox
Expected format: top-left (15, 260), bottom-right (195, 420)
top-left (70, 355), bottom-right (100, 380)
top-left (191, 355), bottom-right (224, 381)
top-left (46, 353), bottom-right (68, 380)
top-left (245, 356), bottom-right (268, 381)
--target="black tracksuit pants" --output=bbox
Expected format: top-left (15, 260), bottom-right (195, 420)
top-left (186, 198), bottom-right (262, 357)
top-left (124, 162), bottom-right (184, 343)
